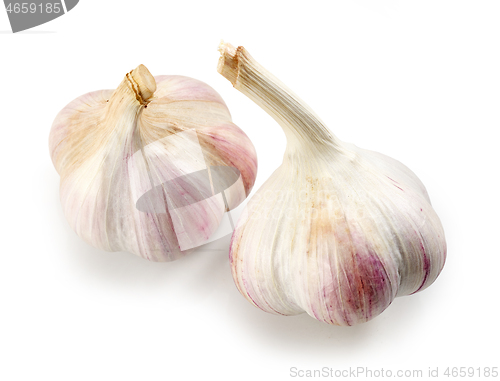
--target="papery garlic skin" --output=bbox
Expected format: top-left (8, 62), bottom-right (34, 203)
top-left (50, 65), bottom-right (257, 261)
top-left (219, 43), bottom-right (446, 325)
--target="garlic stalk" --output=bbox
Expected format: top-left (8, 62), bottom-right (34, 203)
top-left (50, 64), bottom-right (257, 261)
top-left (218, 43), bottom-right (446, 325)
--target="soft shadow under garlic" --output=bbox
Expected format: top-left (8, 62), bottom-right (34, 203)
top-left (60, 226), bottom-right (234, 296)
top-left (224, 285), bottom-right (423, 355)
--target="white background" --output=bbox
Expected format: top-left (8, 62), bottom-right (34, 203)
top-left (1, 1), bottom-right (499, 380)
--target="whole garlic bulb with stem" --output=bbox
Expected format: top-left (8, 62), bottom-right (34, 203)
top-left (50, 64), bottom-right (257, 261)
top-left (218, 43), bottom-right (446, 325)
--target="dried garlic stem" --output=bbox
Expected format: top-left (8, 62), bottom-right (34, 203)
top-left (127, 64), bottom-right (157, 104)
top-left (218, 42), bottom-right (342, 153)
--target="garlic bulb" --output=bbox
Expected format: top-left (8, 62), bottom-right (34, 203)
top-left (50, 64), bottom-right (257, 261)
top-left (218, 43), bottom-right (446, 325)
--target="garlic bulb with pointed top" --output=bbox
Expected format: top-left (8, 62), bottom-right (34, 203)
top-left (218, 43), bottom-right (446, 325)
top-left (50, 64), bottom-right (257, 261)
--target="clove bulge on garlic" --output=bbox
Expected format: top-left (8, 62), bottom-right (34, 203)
top-left (218, 43), bottom-right (446, 325)
top-left (50, 64), bottom-right (257, 261)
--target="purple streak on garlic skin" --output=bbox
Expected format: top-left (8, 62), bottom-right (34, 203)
top-left (49, 66), bottom-right (257, 261)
